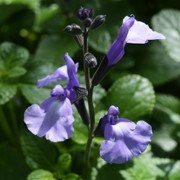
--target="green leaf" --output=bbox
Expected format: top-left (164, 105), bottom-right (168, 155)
top-left (56, 153), bottom-right (71, 175)
top-left (133, 41), bottom-right (180, 86)
top-left (71, 115), bottom-right (88, 145)
top-left (152, 9), bottom-right (180, 62)
top-left (120, 153), bottom-right (172, 180)
top-left (153, 94), bottom-right (180, 124)
top-left (168, 161), bottom-right (180, 180)
top-left (0, 4), bottom-right (24, 24)
top-left (27, 169), bottom-right (56, 180)
top-left (35, 35), bottom-right (79, 67)
top-left (34, 4), bottom-right (60, 28)
top-left (62, 173), bottom-right (82, 180)
top-left (0, 83), bottom-right (16, 104)
top-left (152, 124), bottom-right (177, 153)
top-left (20, 84), bottom-right (51, 105)
top-left (89, 26), bottom-right (111, 54)
top-left (20, 130), bottom-right (57, 170)
top-left (96, 75), bottom-right (155, 121)
top-left (0, 143), bottom-right (30, 180)
top-left (0, 42), bottom-right (29, 79)
top-left (90, 157), bottom-right (125, 180)
top-left (0, 0), bottom-right (41, 11)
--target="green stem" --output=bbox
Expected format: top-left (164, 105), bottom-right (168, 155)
top-left (0, 106), bottom-right (14, 144)
top-left (83, 27), bottom-right (96, 175)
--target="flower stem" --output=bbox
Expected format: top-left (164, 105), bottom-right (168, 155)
top-left (83, 27), bottom-right (95, 175)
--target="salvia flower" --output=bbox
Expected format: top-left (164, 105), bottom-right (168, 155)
top-left (24, 53), bottom-right (79, 142)
top-left (99, 106), bottom-right (152, 164)
top-left (92, 15), bottom-right (165, 86)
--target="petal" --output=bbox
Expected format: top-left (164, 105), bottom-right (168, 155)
top-left (125, 16), bottom-right (165, 44)
top-left (107, 16), bottom-right (135, 65)
top-left (24, 104), bottom-right (46, 136)
top-left (37, 65), bottom-right (68, 88)
top-left (100, 139), bottom-right (133, 164)
top-left (107, 105), bottom-right (119, 122)
top-left (43, 98), bottom-right (74, 142)
top-left (64, 53), bottom-right (80, 89)
top-left (40, 96), bottom-right (57, 111)
top-left (100, 120), bottom-right (152, 164)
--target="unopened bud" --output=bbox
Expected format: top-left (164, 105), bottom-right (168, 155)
top-left (77, 7), bottom-right (93, 20)
top-left (72, 34), bottom-right (84, 49)
top-left (83, 18), bottom-right (92, 27)
top-left (89, 15), bottom-right (106, 31)
top-left (84, 52), bottom-right (97, 68)
top-left (64, 24), bottom-right (82, 35)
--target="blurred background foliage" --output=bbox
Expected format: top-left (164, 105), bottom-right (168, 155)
top-left (0, 0), bottom-right (180, 179)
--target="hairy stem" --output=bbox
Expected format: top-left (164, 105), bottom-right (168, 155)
top-left (83, 27), bottom-right (95, 175)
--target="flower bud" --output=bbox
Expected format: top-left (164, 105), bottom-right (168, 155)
top-left (83, 18), bottom-right (92, 28)
top-left (84, 52), bottom-right (97, 68)
top-left (77, 7), bottom-right (93, 20)
top-left (64, 24), bottom-right (82, 35)
top-left (72, 34), bottom-right (84, 49)
top-left (89, 15), bottom-right (106, 31)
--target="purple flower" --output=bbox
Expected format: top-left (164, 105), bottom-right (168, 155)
top-left (92, 15), bottom-right (165, 86)
top-left (100, 106), bottom-right (152, 164)
top-left (24, 53), bottom-right (79, 142)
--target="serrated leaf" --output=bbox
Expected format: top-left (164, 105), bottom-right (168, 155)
top-left (96, 75), bottom-right (155, 121)
top-left (133, 41), bottom-right (180, 86)
top-left (20, 130), bottom-right (57, 170)
top-left (20, 84), bottom-right (51, 105)
top-left (71, 115), bottom-right (88, 144)
top-left (27, 169), bottom-right (56, 180)
top-left (0, 143), bottom-right (30, 180)
top-left (120, 153), bottom-right (172, 180)
top-left (153, 94), bottom-right (180, 124)
top-left (35, 35), bottom-right (79, 67)
top-left (0, 42), bottom-right (29, 79)
top-left (0, 84), bottom-right (16, 104)
top-left (62, 173), bottom-right (82, 180)
top-left (152, 9), bottom-right (180, 62)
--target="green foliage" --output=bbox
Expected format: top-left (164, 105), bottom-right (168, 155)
top-left (0, 84), bottom-right (16, 104)
top-left (96, 75), bottom-right (155, 121)
top-left (0, 0), bottom-right (180, 179)
top-left (132, 41), bottom-right (180, 86)
top-left (62, 173), bottom-right (83, 180)
top-left (20, 130), bottom-right (57, 170)
top-left (120, 153), bottom-right (180, 180)
top-left (153, 94), bottom-right (180, 124)
top-left (35, 35), bottom-right (79, 67)
top-left (0, 42), bottom-right (29, 79)
top-left (152, 9), bottom-right (180, 62)
top-left (0, 143), bottom-right (30, 180)
top-left (27, 169), bottom-right (56, 180)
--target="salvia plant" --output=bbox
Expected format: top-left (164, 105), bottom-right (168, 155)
top-left (23, 6), bottom-right (165, 179)
top-left (1, 1), bottom-right (180, 180)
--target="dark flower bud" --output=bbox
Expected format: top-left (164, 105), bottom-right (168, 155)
top-left (84, 52), bottom-right (97, 68)
top-left (89, 15), bottom-right (106, 31)
top-left (77, 7), bottom-right (93, 20)
top-left (72, 34), bottom-right (84, 49)
top-left (64, 24), bottom-right (82, 35)
top-left (83, 18), bottom-right (92, 28)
